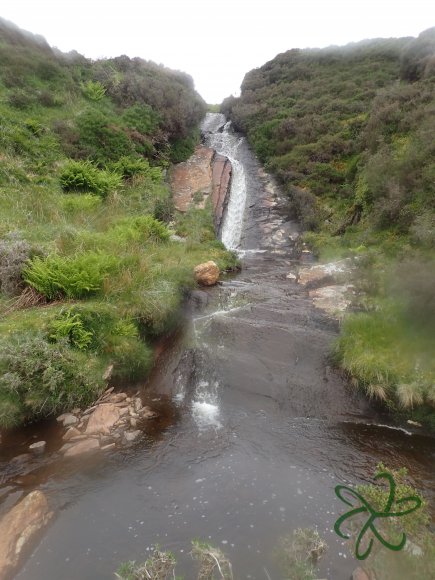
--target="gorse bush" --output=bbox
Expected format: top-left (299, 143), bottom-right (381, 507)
top-left (23, 251), bottom-right (117, 299)
top-left (60, 160), bottom-right (122, 196)
top-left (0, 333), bottom-right (105, 428)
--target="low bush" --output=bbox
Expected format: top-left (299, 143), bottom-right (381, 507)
top-left (0, 333), bottom-right (105, 428)
top-left (59, 160), bottom-right (122, 197)
top-left (23, 251), bottom-right (118, 299)
top-left (0, 232), bottom-right (34, 296)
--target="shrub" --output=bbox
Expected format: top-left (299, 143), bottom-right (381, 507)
top-left (0, 333), bottom-right (105, 428)
top-left (80, 80), bottom-right (106, 101)
top-left (60, 160), bottom-right (122, 197)
top-left (48, 308), bottom-right (94, 350)
top-left (75, 109), bottom-right (134, 162)
top-left (110, 156), bottom-right (162, 181)
top-left (153, 196), bottom-right (174, 223)
top-left (122, 103), bottom-right (160, 136)
top-left (0, 232), bottom-right (34, 296)
top-left (23, 251), bottom-right (118, 299)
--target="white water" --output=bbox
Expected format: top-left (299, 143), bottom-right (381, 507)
top-left (201, 112), bottom-right (247, 250)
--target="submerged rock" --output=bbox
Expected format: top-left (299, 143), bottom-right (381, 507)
top-left (194, 261), bottom-right (220, 286)
top-left (62, 438), bottom-right (100, 458)
top-left (0, 490), bottom-right (53, 579)
top-left (124, 430), bottom-right (142, 442)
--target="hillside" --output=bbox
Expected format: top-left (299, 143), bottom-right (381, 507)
top-left (0, 19), bottom-right (236, 428)
top-left (222, 29), bottom-right (435, 427)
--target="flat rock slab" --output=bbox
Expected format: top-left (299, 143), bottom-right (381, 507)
top-left (85, 403), bottom-right (122, 435)
top-left (0, 490), bottom-right (53, 579)
top-left (298, 259), bottom-right (353, 287)
top-left (309, 284), bottom-right (354, 315)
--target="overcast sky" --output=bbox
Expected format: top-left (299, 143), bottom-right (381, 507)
top-left (1, 1), bottom-right (434, 103)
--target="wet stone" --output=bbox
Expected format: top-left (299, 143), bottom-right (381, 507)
top-left (28, 441), bottom-right (46, 455)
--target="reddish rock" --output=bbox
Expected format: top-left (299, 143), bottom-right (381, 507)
top-left (85, 403), bottom-right (121, 436)
top-left (194, 261), bottom-right (220, 286)
top-left (0, 490), bottom-right (53, 579)
top-left (170, 146), bottom-right (232, 233)
top-left (62, 427), bottom-right (81, 441)
top-left (171, 147), bottom-right (214, 212)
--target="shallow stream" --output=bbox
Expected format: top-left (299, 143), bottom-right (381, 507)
top-left (6, 113), bottom-right (434, 579)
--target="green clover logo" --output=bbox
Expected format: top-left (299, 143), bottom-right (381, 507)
top-left (334, 471), bottom-right (422, 560)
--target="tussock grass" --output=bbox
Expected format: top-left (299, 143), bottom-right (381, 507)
top-left (335, 301), bottom-right (435, 422)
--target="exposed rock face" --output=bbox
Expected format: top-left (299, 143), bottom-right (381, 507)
top-left (171, 146), bottom-right (214, 212)
top-left (0, 490), bottom-right (53, 579)
top-left (170, 146), bottom-right (232, 233)
top-left (194, 261), bottom-right (220, 286)
top-left (211, 153), bottom-right (232, 232)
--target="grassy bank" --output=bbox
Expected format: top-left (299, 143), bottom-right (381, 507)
top-left (222, 28), bottom-right (435, 427)
top-left (0, 19), bottom-right (237, 428)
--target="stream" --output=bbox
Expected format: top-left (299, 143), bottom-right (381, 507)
top-left (10, 113), bottom-right (435, 579)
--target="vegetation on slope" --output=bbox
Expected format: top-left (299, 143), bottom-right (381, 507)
top-left (222, 29), bottom-right (435, 426)
top-left (0, 18), bottom-right (236, 428)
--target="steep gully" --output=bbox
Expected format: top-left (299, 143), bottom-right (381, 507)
top-left (4, 114), bottom-right (434, 579)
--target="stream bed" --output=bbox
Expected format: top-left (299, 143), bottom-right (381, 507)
top-left (9, 114), bottom-right (435, 579)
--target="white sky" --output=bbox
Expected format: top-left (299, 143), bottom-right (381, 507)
top-left (1, 1), bottom-right (434, 103)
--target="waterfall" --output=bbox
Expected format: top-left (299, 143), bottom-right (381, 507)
top-left (202, 113), bottom-right (247, 250)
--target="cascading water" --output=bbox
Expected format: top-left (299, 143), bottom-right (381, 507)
top-left (176, 112), bottom-right (249, 429)
top-left (202, 113), bottom-right (247, 250)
